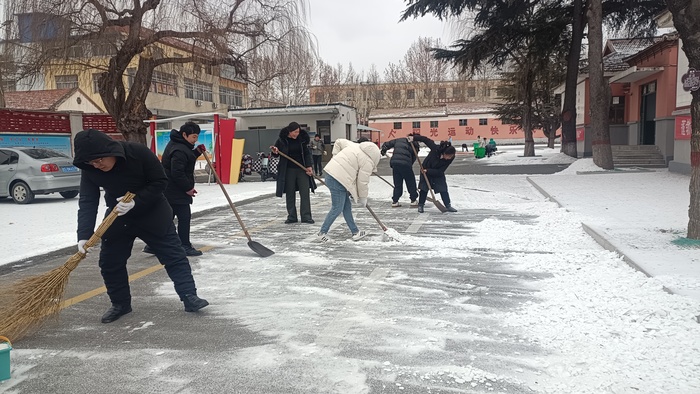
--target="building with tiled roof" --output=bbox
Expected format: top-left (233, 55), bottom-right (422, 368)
top-left (3, 88), bottom-right (103, 113)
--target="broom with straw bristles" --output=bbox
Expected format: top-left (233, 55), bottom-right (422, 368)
top-left (0, 192), bottom-right (136, 342)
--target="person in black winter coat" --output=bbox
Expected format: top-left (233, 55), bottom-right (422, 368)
top-left (380, 136), bottom-right (420, 207)
top-left (270, 121), bottom-right (317, 224)
top-left (411, 134), bottom-right (457, 213)
top-left (154, 121), bottom-right (206, 257)
top-left (73, 129), bottom-right (208, 324)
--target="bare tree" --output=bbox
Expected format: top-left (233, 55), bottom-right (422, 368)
top-left (404, 36), bottom-right (449, 106)
top-left (5, 0), bottom-right (312, 143)
top-left (665, 0), bottom-right (700, 239)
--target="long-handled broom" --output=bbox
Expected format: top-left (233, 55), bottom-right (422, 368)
top-left (275, 150), bottom-right (394, 241)
top-left (372, 172), bottom-right (439, 205)
top-left (0, 192), bottom-right (136, 342)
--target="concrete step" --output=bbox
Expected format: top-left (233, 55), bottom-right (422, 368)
top-left (614, 163), bottom-right (668, 168)
top-left (611, 145), bottom-right (662, 151)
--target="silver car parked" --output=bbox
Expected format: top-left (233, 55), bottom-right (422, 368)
top-left (0, 147), bottom-right (81, 204)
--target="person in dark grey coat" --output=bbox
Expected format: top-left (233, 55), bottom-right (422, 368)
top-left (380, 136), bottom-right (420, 207)
top-left (411, 134), bottom-right (457, 213)
top-left (73, 129), bottom-right (208, 324)
top-left (271, 122), bottom-right (317, 224)
top-left (149, 121), bottom-right (206, 257)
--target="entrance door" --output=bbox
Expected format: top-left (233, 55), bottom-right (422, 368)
top-left (639, 82), bottom-right (656, 145)
top-left (316, 120), bottom-right (331, 144)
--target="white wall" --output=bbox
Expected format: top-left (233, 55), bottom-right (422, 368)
top-left (675, 40), bottom-right (693, 109)
top-left (57, 92), bottom-right (103, 113)
top-left (233, 106), bottom-right (358, 142)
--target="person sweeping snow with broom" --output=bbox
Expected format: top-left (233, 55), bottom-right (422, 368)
top-left (73, 129), bottom-right (209, 324)
top-left (316, 138), bottom-right (381, 243)
top-left (410, 133), bottom-right (458, 213)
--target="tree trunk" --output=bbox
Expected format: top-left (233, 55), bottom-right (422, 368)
top-left (587, 0), bottom-right (614, 169)
top-left (665, 0), bottom-right (700, 239)
top-left (561, 0), bottom-right (585, 158)
top-left (523, 67), bottom-right (535, 156)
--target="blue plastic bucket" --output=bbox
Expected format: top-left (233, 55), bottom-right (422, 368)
top-left (0, 336), bottom-right (11, 381)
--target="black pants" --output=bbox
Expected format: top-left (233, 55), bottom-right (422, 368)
top-left (99, 222), bottom-right (197, 306)
top-left (171, 203), bottom-right (193, 248)
top-left (392, 165), bottom-right (418, 203)
top-left (285, 166), bottom-right (312, 221)
top-left (312, 155), bottom-right (323, 175)
top-left (419, 189), bottom-right (451, 206)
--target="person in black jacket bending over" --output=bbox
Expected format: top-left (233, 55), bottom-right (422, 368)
top-left (144, 122), bottom-right (205, 257)
top-left (271, 121), bottom-right (316, 224)
top-left (380, 136), bottom-right (420, 207)
top-left (411, 134), bottom-right (458, 213)
top-left (73, 129), bottom-right (208, 324)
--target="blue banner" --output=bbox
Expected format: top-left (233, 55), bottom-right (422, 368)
top-left (0, 134), bottom-right (72, 156)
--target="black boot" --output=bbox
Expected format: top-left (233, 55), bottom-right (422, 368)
top-left (183, 294), bottom-right (209, 312)
top-left (417, 204), bottom-right (424, 213)
top-left (183, 246), bottom-right (203, 256)
top-left (101, 304), bottom-right (132, 323)
top-left (445, 204), bottom-right (458, 212)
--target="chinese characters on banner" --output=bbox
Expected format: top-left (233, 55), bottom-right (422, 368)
top-left (675, 116), bottom-right (692, 140)
top-left (576, 127), bottom-right (585, 142)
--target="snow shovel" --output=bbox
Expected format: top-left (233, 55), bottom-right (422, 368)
top-left (409, 140), bottom-right (447, 213)
top-left (274, 150), bottom-right (327, 186)
top-left (372, 173), bottom-right (439, 205)
top-left (200, 150), bottom-right (274, 257)
top-left (365, 204), bottom-right (393, 242)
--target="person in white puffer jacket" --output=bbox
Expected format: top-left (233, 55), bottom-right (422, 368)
top-left (316, 138), bottom-right (381, 242)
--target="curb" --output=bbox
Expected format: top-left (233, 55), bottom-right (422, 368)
top-left (526, 176), bottom-right (673, 294)
top-left (0, 193), bottom-right (277, 273)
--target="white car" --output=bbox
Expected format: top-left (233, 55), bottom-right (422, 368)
top-left (0, 147), bottom-right (81, 204)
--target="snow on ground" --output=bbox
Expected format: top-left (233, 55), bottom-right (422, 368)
top-left (478, 144), bottom-right (577, 166)
top-left (529, 168), bottom-right (700, 300)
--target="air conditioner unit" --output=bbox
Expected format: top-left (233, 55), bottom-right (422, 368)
top-left (212, 102), bottom-right (218, 109)
top-left (195, 100), bottom-right (202, 107)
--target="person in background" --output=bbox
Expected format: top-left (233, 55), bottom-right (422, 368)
top-left (316, 138), bottom-right (381, 242)
top-left (487, 138), bottom-right (497, 157)
top-left (73, 129), bottom-right (208, 324)
top-left (271, 121), bottom-right (316, 224)
top-left (380, 135), bottom-right (420, 207)
top-left (309, 134), bottom-right (326, 176)
top-left (461, 143), bottom-right (468, 152)
top-left (145, 121), bottom-right (206, 257)
top-left (411, 134), bottom-right (458, 213)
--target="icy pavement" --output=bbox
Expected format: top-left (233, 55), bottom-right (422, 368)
top-left (2, 176), bottom-right (700, 393)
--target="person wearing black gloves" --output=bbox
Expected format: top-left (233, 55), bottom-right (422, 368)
top-left (73, 129), bottom-right (208, 324)
top-left (144, 121), bottom-right (205, 256)
top-left (411, 134), bottom-right (457, 213)
top-left (271, 121), bottom-right (316, 224)
top-left (380, 135), bottom-right (420, 207)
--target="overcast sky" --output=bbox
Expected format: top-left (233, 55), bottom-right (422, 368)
top-left (307, 0), bottom-right (451, 76)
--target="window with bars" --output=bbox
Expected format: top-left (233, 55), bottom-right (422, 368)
top-left (150, 71), bottom-right (178, 96)
top-left (412, 121), bottom-right (421, 129)
top-left (184, 78), bottom-right (213, 101)
top-left (407, 89), bottom-right (415, 99)
top-left (468, 86), bottom-right (476, 97)
top-left (438, 88), bottom-right (446, 99)
top-left (393, 122), bottom-right (402, 129)
top-left (430, 120), bottom-right (438, 128)
top-left (1, 80), bottom-right (16, 92)
top-left (55, 75), bottom-right (78, 89)
top-left (479, 118), bottom-right (488, 125)
top-left (92, 73), bottom-right (101, 93)
top-left (453, 87), bottom-right (462, 98)
top-left (91, 42), bottom-right (115, 57)
top-left (459, 119), bottom-right (468, 126)
top-left (220, 87), bottom-right (244, 107)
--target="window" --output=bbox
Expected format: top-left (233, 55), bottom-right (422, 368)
top-left (150, 71), bottom-right (178, 96)
top-left (329, 92), bottom-right (339, 102)
top-left (393, 122), bottom-right (402, 129)
top-left (67, 45), bottom-right (84, 58)
top-left (314, 92), bottom-right (325, 103)
top-left (412, 121), bottom-right (421, 129)
top-left (249, 126), bottom-right (267, 130)
top-left (346, 90), bottom-right (354, 100)
top-left (184, 78), bottom-right (213, 101)
top-left (483, 87), bottom-right (491, 97)
top-left (2, 80), bottom-right (16, 92)
top-left (126, 68), bottom-right (137, 88)
top-left (430, 121), bottom-right (438, 128)
top-left (392, 90), bottom-right (401, 100)
top-left (92, 73), bottom-right (102, 93)
top-left (438, 88), bottom-right (446, 99)
top-left (91, 42), bottom-right (115, 57)
top-left (459, 119), bottom-right (468, 126)
top-left (609, 96), bottom-right (625, 124)
top-left (453, 87), bottom-right (462, 98)
top-left (423, 88), bottom-right (432, 97)
top-left (55, 75), bottom-right (78, 89)
top-left (479, 118), bottom-right (488, 125)
top-left (220, 87), bottom-right (244, 107)
top-left (467, 86), bottom-right (476, 97)
top-left (0, 150), bottom-right (20, 165)
top-left (407, 89), bottom-right (415, 99)
top-left (374, 90), bottom-right (384, 100)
